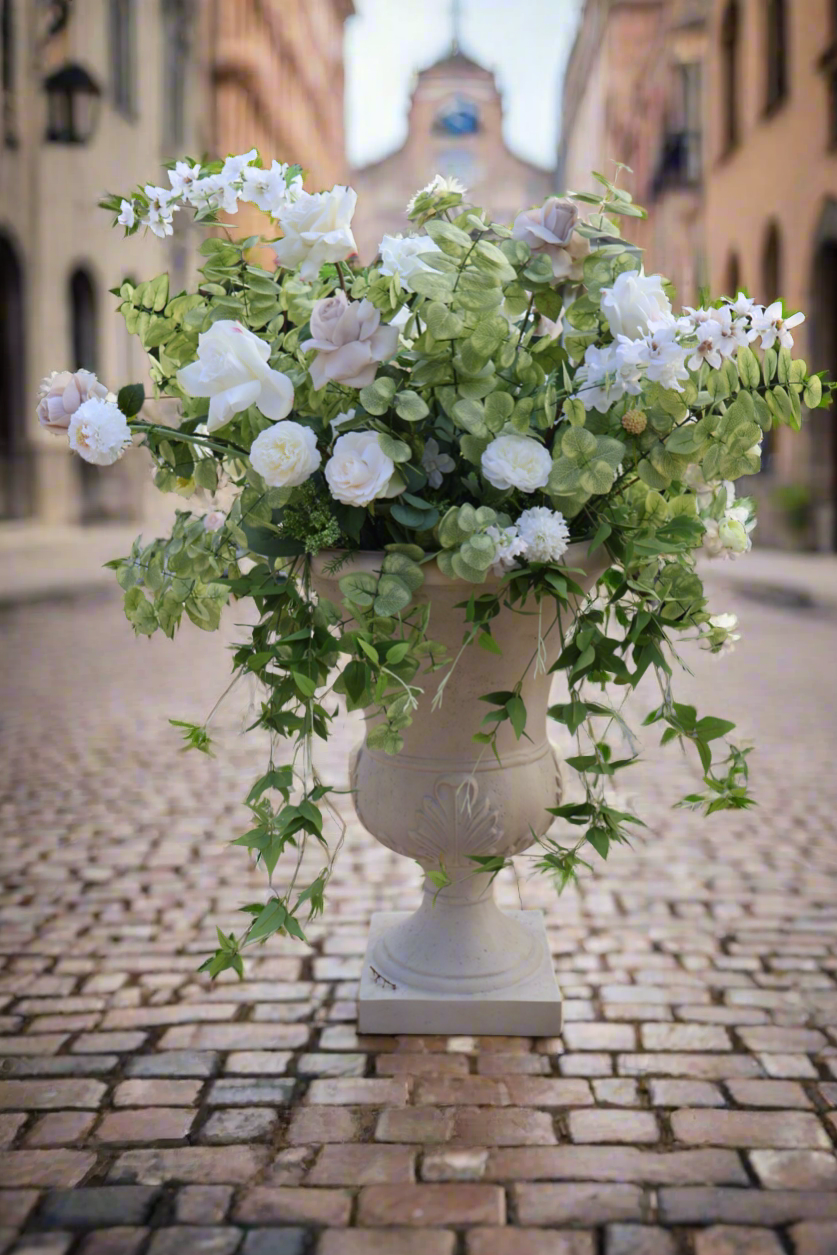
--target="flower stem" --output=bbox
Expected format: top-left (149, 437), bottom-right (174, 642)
top-left (129, 422), bottom-right (249, 458)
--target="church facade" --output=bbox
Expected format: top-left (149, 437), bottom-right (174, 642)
top-left (351, 49), bottom-right (554, 262)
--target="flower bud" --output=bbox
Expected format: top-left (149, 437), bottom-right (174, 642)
top-left (621, 408), bottom-right (647, 436)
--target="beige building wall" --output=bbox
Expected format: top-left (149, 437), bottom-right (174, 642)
top-left (351, 50), bottom-right (553, 263)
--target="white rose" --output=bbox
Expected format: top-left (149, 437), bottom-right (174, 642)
top-left (67, 398), bottom-right (131, 466)
top-left (378, 233), bottom-right (441, 290)
top-left (272, 186), bottom-right (358, 281)
top-left (325, 431), bottom-right (403, 507)
top-left (481, 434), bottom-right (552, 493)
top-left (601, 269), bottom-right (673, 340)
top-left (249, 421), bottom-right (321, 488)
top-left (177, 320), bottom-right (294, 433)
top-left (36, 369), bottom-right (109, 433)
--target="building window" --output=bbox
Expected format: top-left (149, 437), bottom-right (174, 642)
top-left (765, 0), bottom-right (788, 113)
top-left (1, 0), bottom-right (15, 147)
top-left (721, 0), bottom-right (740, 154)
top-left (433, 95), bottom-right (481, 136)
top-left (110, 0), bottom-right (135, 117)
top-left (162, 0), bottom-right (190, 148)
top-left (726, 251), bottom-right (741, 296)
top-left (70, 267), bottom-right (98, 372)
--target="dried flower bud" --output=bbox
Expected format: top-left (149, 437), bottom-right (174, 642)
top-left (622, 408), bottom-right (647, 436)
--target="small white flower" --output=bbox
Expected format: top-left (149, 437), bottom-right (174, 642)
top-left (714, 305), bottom-right (757, 358)
top-left (141, 184), bottom-right (178, 237)
top-left (686, 318), bottom-right (724, 371)
top-left (709, 612), bottom-right (739, 632)
top-left (751, 300), bottom-right (805, 351)
top-left (601, 269), bottom-right (673, 340)
top-left (324, 431), bottom-right (403, 507)
top-left (642, 325), bottom-right (690, 392)
top-left (576, 344), bottom-right (625, 412)
top-left (421, 437), bottom-right (455, 488)
top-left (272, 186), bottom-right (358, 281)
top-left (167, 160), bottom-right (202, 196)
top-left (177, 320), bottom-right (294, 432)
top-left (117, 199), bottom-right (135, 228)
top-left (67, 398), bottom-right (131, 466)
top-left (186, 173), bottom-right (240, 215)
top-left (406, 174), bottom-right (467, 214)
top-left (378, 233), bottom-right (442, 291)
top-left (516, 506), bottom-right (571, 564)
top-left (704, 611), bottom-right (741, 654)
top-left (249, 420), bottom-right (322, 488)
top-left (730, 291), bottom-right (759, 317)
top-left (481, 433), bottom-right (552, 493)
top-left (241, 161), bottom-right (303, 217)
top-left (485, 524), bottom-right (527, 574)
top-left (204, 510), bottom-right (226, 532)
top-left (221, 149), bottom-right (258, 181)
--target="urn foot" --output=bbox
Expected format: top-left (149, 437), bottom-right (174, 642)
top-left (358, 909), bottom-right (563, 1036)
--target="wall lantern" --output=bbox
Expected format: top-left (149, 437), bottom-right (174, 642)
top-left (43, 63), bottom-right (101, 144)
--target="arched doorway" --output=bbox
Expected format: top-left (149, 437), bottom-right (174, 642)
top-left (0, 230), bottom-right (28, 518)
top-left (68, 266), bottom-right (102, 520)
top-left (809, 201), bottom-right (837, 550)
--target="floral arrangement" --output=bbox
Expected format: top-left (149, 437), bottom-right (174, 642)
top-left (37, 153), bottom-right (828, 978)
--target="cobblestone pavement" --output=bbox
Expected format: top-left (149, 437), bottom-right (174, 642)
top-left (1, 572), bottom-right (836, 1255)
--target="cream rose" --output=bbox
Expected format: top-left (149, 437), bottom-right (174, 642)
top-left (249, 421), bottom-right (321, 489)
top-left (481, 434), bottom-right (552, 493)
top-left (67, 398), bottom-right (131, 466)
top-left (271, 186), bottom-right (358, 281)
top-left (512, 198), bottom-right (588, 280)
top-left (177, 320), bottom-right (294, 433)
top-left (301, 291), bottom-right (399, 391)
top-left (324, 431), bottom-right (402, 507)
top-left (36, 369), bottom-right (109, 433)
top-left (601, 270), bottom-right (672, 340)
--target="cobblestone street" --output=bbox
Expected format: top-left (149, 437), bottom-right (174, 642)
top-left (1, 569), bottom-right (836, 1255)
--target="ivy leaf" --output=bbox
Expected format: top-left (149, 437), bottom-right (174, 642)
top-left (505, 694), bottom-right (527, 739)
top-left (117, 383), bottom-right (145, 418)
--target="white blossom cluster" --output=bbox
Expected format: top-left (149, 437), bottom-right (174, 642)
top-left (575, 272), bottom-right (805, 412)
top-left (487, 507), bottom-right (571, 573)
top-left (685, 468), bottom-right (757, 559)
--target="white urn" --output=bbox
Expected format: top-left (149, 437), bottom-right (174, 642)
top-left (311, 546), bottom-right (601, 1035)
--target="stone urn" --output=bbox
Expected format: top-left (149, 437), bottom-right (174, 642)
top-left (311, 545), bottom-right (601, 1035)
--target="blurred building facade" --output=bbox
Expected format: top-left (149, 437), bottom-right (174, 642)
top-left (351, 45), bottom-right (553, 262)
top-left (0, 0), bottom-right (354, 528)
top-left (560, 0), bottom-right (837, 550)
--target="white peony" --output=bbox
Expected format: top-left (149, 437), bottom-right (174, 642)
top-left (324, 431), bottom-right (402, 507)
top-left (177, 320), bottom-right (294, 433)
top-left (36, 369), bottom-right (109, 433)
top-left (485, 524), bottom-right (527, 574)
top-left (481, 434), bottom-right (552, 493)
top-left (516, 507), bottom-right (571, 564)
top-left (241, 161), bottom-right (303, 216)
top-left (249, 421), bottom-right (321, 488)
top-left (601, 269), bottom-right (672, 340)
top-left (378, 233), bottom-right (442, 290)
top-left (67, 398), bottom-right (131, 466)
top-left (272, 186), bottom-right (358, 281)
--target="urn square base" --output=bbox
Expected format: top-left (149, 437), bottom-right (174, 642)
top-left (357, 910), bottom-right (563, 1036)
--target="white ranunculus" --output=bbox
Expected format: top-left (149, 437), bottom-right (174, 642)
top-left (378, 233), bottom-right (441, 290)
top-left (241, 161), bottom-right (303, 217)
top-left (177, 320), bottom-right (294, 433)
top-left (324, 431), bottom-right (402, 507)
top-left (249, 421), bottom-right (321, 488)
top-left (36, 369), bottom-right (109, 433)
top-left (481, 434), bottom-right (552, 493)
top-left (67, 398), bottom-right (131, 466)
top-left (601, 269), bottom-right (673, 340)
top-left (516, 506), bottom-right (571, 563)
top-left (272, 186), bottom-right (358, 281)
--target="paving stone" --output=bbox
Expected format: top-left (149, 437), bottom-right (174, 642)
top-left (475, 1054), bottom-right (550, 1075)
top-left (95, 1108), bottom-right (195, 1143)
top-left (297, 1053), bottom-right (366, 1078)
top-left (468, 1231), bottom-right (595, 1255)
top-left (693, 1228), bottom-right (785, 1255)
top-left (234, 1186), bottom-right (352, 1225)
top-left (0, 1150), bottom-right (95, 1186)
top-left (126, 1052), bottom-right (219, 1079)
top-left (0, 1058), bottom-right (117, 1078)
top-left (659, 1188), bottom-right (837, 1224)
top-left (108, 1147), bottom-right (269, 1185)
top-left (671, 1109), bottom-right (830, 1149)
top-left (287, 1106), bottom-right (363, 1144)
top-left (484, 1146), bottom-right (748, 1184)
top-left (414, 1077), bottom-right (509, 1106)
top-left (306, 1144), bottom-right (416, 1185)
top-left (72, 1034), bottom-right (148, 1054)
top-left (4, 1236), bottom-right (74, 1255)
top-left (593, 1079), bottom-right (640, 1106)
top-left (36, 1186), bottom-right (159, 1228)
top-left (357, 1183), bottom-right (504, 1226)
top-left (175, 1185), bottom-right (234, 1224)
top-left (422, 1149), bottom-right (488, 1182)
top-left (306, 1079), bottom-right (408, 1106)
top-left (76, 1229), bottom-right (149, 1255)
top-left (113, 1080), bottom-right (201, 1107)
top-left (605, 1227), bottom-right (677, 1255)
top-left (513, 1183), bottom-right (644, 1225)
top-left (199, 1107), bottom-right (278, 1143)
top-left (0, 1113), bottom-right (26, 1146)
top-left (145, 1229), bottom-right (242, 1255)
top-left (789, 1222), bottom-right (837, 1255)
top-left (641, 1024), bottom-right (732, 1051)
top-left (0, 1082), bottom-right (105, 1110)
top-left (569, 1109), bottom-right (659, 1143)
top-left (158, 1025), bottom-right (309, 1051)
top-left (25, 1112), bottom-right (96, 1146)
top-left (748, 1149), bottom-right (837, 1190)
top-left (0, 1191), bottom-right (39, 1227)
top-left (562, 1023), bottom-right (636, 1050)
top-left (648, 1080), bottom-right (724, 1107)
top-left (452, 1107), bottom-right (557, 1146)
top-left (240, 1231), bottom-right (306, 1255)
top-left (318, 1232), bottom-right (456, 1255)
top-left (726, 1080), bottom-right (813, 1108)
top-left (618, 1053), bottom-right (762, 1079)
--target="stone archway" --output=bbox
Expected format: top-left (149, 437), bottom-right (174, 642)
top-left (0, 230), bottom-right (29, 519)
top-left (808, 200), bottom-right (837, 550)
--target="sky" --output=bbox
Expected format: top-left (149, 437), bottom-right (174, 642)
top-left (344, 0), bottom-right (583, 172)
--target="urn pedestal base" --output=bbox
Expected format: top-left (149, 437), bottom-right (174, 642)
top-left (358, 910), bottom-right (563, 1036)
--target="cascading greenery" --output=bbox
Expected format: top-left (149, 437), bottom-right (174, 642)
top-left (85, 165), bottom-right (829, 979)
